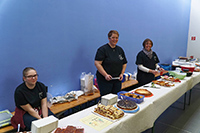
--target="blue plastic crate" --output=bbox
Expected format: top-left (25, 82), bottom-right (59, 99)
top-left (117, 91), bottom-right (144, 104)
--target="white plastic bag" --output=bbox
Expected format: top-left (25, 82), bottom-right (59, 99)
top-left (80, 72), bottom-right (94, 95)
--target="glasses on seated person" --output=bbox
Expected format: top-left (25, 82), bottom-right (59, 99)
top-left (25, 74), bottom-right (39, 79)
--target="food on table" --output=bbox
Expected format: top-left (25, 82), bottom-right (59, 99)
top-left (94, 104), bottom-right (124, 120)
top-left (161, 75), bottom-right (181, 82)
top-left (117, 99), bottom-right (137, 110)
top-left (54, 126), bottom-right (84, 133)
top-left (195, 63), bottom-right (200, 67)
top-left (121, 92), bottom-right (143, 99)
top-left (152, 80), bottom-right (175, 87)
top-left (134, 89), bottom-right (152, 96)
top-left (117, 91), bottom-right (144, 104)
top-left (194, 67), bottom-right (200, 72)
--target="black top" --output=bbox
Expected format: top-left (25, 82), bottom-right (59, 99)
top-left (95, 43), bottom-right (127, 81)
top-left (136, 50), bottom-right (160, 86)
top-left (14, 82), bottom-right (47, 110)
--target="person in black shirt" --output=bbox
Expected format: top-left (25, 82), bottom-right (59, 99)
top-left (136, 38), bottom-right (164, 87)
top-left (95, 30), bottom-right (127, 96)
top-left (11, 67), bottom-right (54, 131)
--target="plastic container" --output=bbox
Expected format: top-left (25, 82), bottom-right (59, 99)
top-left (180, 65), bottom-right (195, 72)
top-left (117, 91), bottom-right (144, 104)
top-left (160, 64), bottom-right (171, 70)
top-left (0, 110), bottom-right (13, 128)
top-left (101, 93), bottom-right (118, 105)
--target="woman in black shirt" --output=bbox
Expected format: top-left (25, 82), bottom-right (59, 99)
top-left (95, 30), bottom-right (127, 96)
top-left (136, 38), bottom-right (164, 87)
top-left (11, 67), bottom-right (55, 131)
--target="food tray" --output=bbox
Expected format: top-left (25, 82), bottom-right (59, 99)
top-left (117, 91), bottom-right (144, 104)
top-left (91, 111), bottom-right (124, 122)
top-left (51, 126), bottom-right (84, 133)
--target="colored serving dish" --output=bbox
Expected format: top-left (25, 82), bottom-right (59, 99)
top-left (117, 91), bottom-right (144, 104)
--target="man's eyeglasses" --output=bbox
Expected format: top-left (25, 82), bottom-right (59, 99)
top-left (25, 74), bottom-right (39, 79)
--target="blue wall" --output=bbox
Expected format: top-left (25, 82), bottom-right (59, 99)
top-left (0, 0), bottom-right (191, 111)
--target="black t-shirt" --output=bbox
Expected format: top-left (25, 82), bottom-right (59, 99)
top-left (95, 43), bottom-right (127, 81)
top-left (14, 81), bottom-right (47, 110)
top-left (136, 50), bottom-right (160, 85)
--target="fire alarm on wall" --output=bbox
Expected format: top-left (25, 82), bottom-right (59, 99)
top-left (191, 36), bottom-right (196, 41)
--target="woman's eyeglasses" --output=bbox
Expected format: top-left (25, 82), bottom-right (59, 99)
top-left (25, 74), bottom-right (39, 79)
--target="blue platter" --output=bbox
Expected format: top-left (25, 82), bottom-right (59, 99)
top-left (114, 104), bottom-right (140, 113)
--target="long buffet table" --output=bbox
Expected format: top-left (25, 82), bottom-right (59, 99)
top-left (56, 71), bottom-right (200, 133)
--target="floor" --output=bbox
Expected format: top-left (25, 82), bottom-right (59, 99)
top-left (142, 83), bottom-right (200, 133)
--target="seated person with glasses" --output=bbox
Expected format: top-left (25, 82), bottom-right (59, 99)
top-left (11, 67), bottom-right (55, 131)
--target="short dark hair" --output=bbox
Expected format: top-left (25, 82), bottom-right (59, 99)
top-left (23, 67), bottom-right (36, 77)
top-left (108, 30), bottom-right (119, 38)
top-left (142, 38), bottom-right (153, 48)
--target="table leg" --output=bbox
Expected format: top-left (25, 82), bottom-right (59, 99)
top-left (151, 123), bottom-right (155, 133)
top-left (188, 89), bottom-right (192, 105)
top-left (183, 93), bottom-right (186, 110)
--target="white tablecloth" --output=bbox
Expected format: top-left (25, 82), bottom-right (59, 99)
top-left (57, 72), bottom-right (200, 133)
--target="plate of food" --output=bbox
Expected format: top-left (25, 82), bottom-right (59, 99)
top-left (93, 104), bottom-right (125, 122)
top-left (152, 80), bottom-right (175, 87)
top-left (52, 125), bottom-right (84, 133)
top-left (131, 89), bottom-right (153, 97)
top-left (114, 99), bottom-right (140, 113)
top-left (161, 75), bottom-right (181, 82)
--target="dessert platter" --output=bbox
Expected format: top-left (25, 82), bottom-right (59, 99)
top-left (52, 125), bottom-right (84, 133)
top-left (117, 91), bottom-right (144, 104)
top-left (133, 89), bottom-right (153, 97)
top-left (114, 99), bottom-right (140, 113)
top-left (161, 75), bottom-right (181, 82)
top-left (93, 104), bottom-right (124, 121)
top-left (152, 80), bottom-right (175, 87)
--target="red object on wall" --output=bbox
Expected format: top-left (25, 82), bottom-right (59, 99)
top-left (191, 36), bottom-right (196, 41)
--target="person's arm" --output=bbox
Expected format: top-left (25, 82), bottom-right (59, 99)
top-left (95, 60), bottom-right (112, 81)
top-left (119, 64), bottom-right (127, 81)
top-left (41, 97), bottom-right (48, 118)
top-left (138, 64), bottom-right (159, 75)
top-left (20, 104), bottom-right (42, 119)
top-left (138, 64), bottom-right (150, 73)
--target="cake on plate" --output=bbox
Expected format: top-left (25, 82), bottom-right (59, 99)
top-left (117, 99), bottom-right (137, 110)
top-left (134, 89), bottom-right (152, 96)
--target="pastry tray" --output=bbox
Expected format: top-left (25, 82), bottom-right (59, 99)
top-left (51, 126), bottom-right (84, 133)
top-left (91, 111), bottom-right (125, 122)
top-left (117, 91), bottom-right (144, 104)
